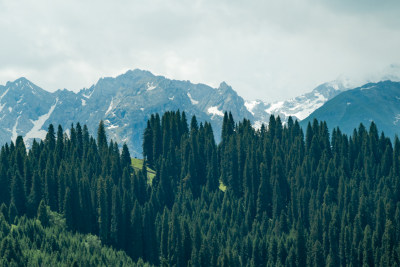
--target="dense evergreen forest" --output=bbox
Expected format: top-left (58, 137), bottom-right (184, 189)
top-left (0, 207), bottom-right (144, 266)
top-left (1, 111), bottom-right (400, 266)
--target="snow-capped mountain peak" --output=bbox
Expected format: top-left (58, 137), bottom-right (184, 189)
top-left (244, 79), bottom-right (351, 126)
top-left (0, 70), bottom-right (255, 156)
top-left (0, 71), bottom-right (355, 155)
top-left (244, 100), bottom-right (261, 116)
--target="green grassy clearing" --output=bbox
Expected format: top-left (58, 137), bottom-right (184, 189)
top-left (219, 180), bottom-right (227, 192)
top-left (131, 158), bottom-right (156, 185)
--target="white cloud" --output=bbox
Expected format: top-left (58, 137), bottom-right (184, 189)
top-left (0, 0), bottom-right (399, 101)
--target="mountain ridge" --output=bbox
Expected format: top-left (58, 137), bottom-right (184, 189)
top-left (4, 69), bottom-right (393, 155)
top-left (0, 69), bottom-right (256, 155)
top-left (301, 80), bottom-right (400, 138)
top-left (245, 80), bottom-right (349, 128)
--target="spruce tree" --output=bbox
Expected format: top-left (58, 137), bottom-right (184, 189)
top-left (97, 120), bottom-right (108, 153)
top-left (11, 171), bottom-right (26, 216)
top-left (37, 199), bottom-right (50, 227)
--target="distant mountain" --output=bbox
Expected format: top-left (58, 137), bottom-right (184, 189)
top-left (301, 80), bottom-right (400, 138)
top-left (0, 70), bottom-right (252, 156)
top-left (0, 78), bottom-right (61, 145)
top-left (7, 69), bottom-right (393, 155)
top-left (74, 70), bottom-right (252, 155)
top-left (245, 80), bottom-right (349, 128)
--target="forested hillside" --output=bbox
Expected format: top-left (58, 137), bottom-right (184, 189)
top-left (1, 112), bottom-right (400, 266)
top-left (0, 208), bottom-right (146, 266)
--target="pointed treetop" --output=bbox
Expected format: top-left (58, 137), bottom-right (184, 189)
top-left (97, 120), bottom-right (108, 150)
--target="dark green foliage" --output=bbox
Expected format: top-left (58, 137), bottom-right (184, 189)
top-left (11, 171), bottom-right (26, 216)
top-left (0, 213), bottom-right (147, 266)
top-left (28, 171), bottom-right (42, 217)
top-left (0, 235), bottom-right (24, 266)
top-left (1, 112), bottom-right (400, 266)
top-left (7, 201), bottom-right (17, 225)
top-left (63, 187), bottom-right (73, 230)
top-left (97, 120), bottom-right (108, 153)
top-left (37, 200), bottom-right (49, 227)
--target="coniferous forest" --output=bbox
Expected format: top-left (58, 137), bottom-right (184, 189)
top-left (1, 111), bottom-right (400, 266)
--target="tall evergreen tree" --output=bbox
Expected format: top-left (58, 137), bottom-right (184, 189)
top-left (97, 120), bottom-right (108, 153)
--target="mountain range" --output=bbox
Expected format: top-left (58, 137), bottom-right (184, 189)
top-left (0, 69), bottom-right (399, 156)
top-left (0, 70), bottom-right (252, 156)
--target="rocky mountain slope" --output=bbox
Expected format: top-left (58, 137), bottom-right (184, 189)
top-left (0, 70), bottom-right (252, 155)
top-left (0, 69), bottom-right (364, 155)
top-left (301, 80), bottom-right (400, 138)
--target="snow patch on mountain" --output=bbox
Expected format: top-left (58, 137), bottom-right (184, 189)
top-left (361, 85), bottom-right (376, 91)
top-left (246, 81), bottom-right (348, 124)
top-left (82, 92), bottom-right (91, 99)
top-left (187, 93), bottom-right (199, 105)
top-left (11, 116), bottom-right (20, 143)
top-left (81, 99), bottom-right (86, 106)
top-left (146, 82), bottom-right (156, 91)
top-left (82, 88), bottom-right (95, 99)
top-left (331, 83), bottom-right (339, 90)
top-left (394, 114), bottom-right (400, 125)
top-left (289, 92), bottom-right (327, 120)
top-left (107, 124), bottom-right (119, 129)
top-left (0, 88), bottom-right (9, 100)
top-left (253, 121), bottom-right (263, 130)
top-left (207, 106), bottom-right (224, 118)
top-left (244, 100), bottom-right (260, 116)
top-left (27, 82), bottom-right (34, 90)
top-left (0, 88), bottom-right (8, 113)
top-left (265, 101), bottom-right (285, 114)
top-left (24, 98), bottom-right (58, 142)
top-left (105, 98), bottom-right (114, 115)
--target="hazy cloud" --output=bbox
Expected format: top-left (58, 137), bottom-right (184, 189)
top-left (0, 0), bottom-right (399, 101)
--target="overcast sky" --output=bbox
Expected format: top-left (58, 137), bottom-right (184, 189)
top-left (0, 0), bottom-right (400, 102)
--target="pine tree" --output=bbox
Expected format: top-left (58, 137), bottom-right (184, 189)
top-left (152, 114), bottom-right (162, 167)
top-left (190, 115), bottom-right (199, 133)
top-left (28, 171), bottom-right (42, 217)
top-left (37, 199), bottom-right (50, 227)
top-left (0, 165), bottom-right (10, 206)
top-left (97, 120), bottom-right (108, 153)
top-left (311, 240), bottom-right (324, 267)
top-left (110, 186), bottom-right (121, 247)
top-left (64, 187), bottom-right (73, 230)
top-left (55, 124), bottom-right (64, 164)
top-left (97, 178), bottom-right (108, 241)
top-left (45, 124), bottom-right (56, 151)
top-left (130, 201), bottom-right (143, 261)
top-left (8, 201), bottom-right (17, 224)
top-left (143, 204), bottom-right (157, 264)
top-left (181, 220), bottom-right (192, 266)
top-left (121, 144), bottom-right (132, 171)
top-left (11, 171), bottom-right (26, 216)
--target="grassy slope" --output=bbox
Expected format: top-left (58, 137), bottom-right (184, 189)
top-left (131, 158), bottom-right (156, 184)
top-left (219, 180), bottom-right (227, 192)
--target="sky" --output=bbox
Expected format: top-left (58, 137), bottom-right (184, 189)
top-left (0, 0), bottom-right (400, 102)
